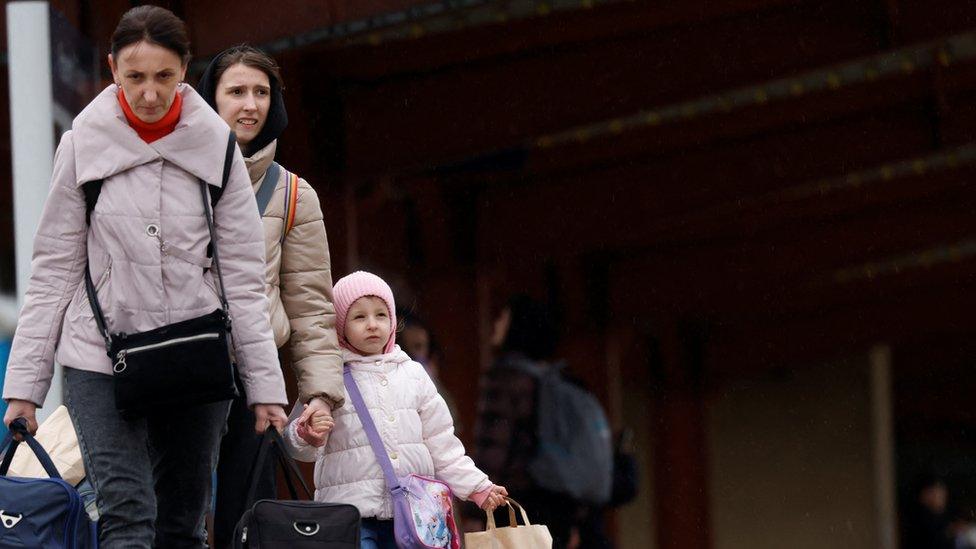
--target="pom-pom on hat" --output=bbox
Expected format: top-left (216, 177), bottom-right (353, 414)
top-left (333, 271), bottom-right (397, 354)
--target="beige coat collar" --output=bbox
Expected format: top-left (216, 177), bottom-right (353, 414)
top-left (245, 140), bottom-right (278, 189)
top-left (71, 84), bottom-right (233, 188)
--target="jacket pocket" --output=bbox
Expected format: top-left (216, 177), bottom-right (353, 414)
top-left (66, 258), bottom-right (112, 321)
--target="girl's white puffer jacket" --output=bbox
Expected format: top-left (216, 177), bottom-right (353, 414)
top-left (285, 346), bottom-right (491, 519)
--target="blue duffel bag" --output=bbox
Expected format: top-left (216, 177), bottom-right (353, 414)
top-left (0, 417), bottom-right (97, 548)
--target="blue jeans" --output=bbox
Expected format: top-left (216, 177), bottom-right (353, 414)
top-left (76, 477), bottom-right (99, 522)
top-left (360, 518), bottom-right (397, 549)
top-left (64, 367), bottom-right (231, 548)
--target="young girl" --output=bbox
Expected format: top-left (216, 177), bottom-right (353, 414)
top-left (284, 271), bottom-right (507, 548)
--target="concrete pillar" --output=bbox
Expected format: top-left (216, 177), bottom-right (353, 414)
top-left (869, 345), bottom-right (897, 549)
top-left (7, 1), bottom-right (59, 419)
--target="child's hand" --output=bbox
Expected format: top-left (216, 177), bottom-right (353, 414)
top-left (306, 407), bottom-right (334, 432)
top-left (296, 400), bottom-right (334, 447)
top-left (296, 415), bottom-right (333, 446)
top-left (297, 397), bottom-right (332, 426)
top-left (478, 484), bottom-right (509, 512)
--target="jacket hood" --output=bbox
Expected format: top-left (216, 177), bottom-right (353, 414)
top-left (197, 48), bottom-right (288, 157)
top-left (342, 345), bottom-right (412, 370)
top-left (71, 84), bottom-right (233, 188)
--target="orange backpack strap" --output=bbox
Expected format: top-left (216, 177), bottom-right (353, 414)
top-left (280, 171), bottom-right (299, 244)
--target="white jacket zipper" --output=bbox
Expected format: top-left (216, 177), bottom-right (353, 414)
top-left (113, 333), bottom-right (220, 373)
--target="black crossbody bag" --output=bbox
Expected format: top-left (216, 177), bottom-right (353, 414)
top-left (84, 132), bottom-right (239, 419)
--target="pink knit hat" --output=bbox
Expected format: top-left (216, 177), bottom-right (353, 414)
top-left (333, 271), bottom-right (397, 354)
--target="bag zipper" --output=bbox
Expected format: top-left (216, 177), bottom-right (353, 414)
top-left (113, 332), bottom-right (220, 373)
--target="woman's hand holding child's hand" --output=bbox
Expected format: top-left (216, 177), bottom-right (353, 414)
top-left (296, 397), bottom-right (334, 447)
top-left (473, 484), bottom-right (509, 512)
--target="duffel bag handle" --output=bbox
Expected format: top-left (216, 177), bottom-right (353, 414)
top-left (244, 427), bottom-right (314, 506)
top-left (0, 418), bottom-right (63, 480)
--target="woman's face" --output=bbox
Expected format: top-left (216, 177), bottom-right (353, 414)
top-left (215, 63), bottom-right (271, 147)
top-left (109, 40), bottom-right (186, 124)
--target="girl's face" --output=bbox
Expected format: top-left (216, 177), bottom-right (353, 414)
top-left (214, 63), bottom-right (271, 147)
top-left (345, 296), bottom-right (392, 355)
top-left (109, 40), bottom-right (187, 124)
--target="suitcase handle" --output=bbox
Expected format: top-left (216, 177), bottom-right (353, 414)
top-left (0, 417), bottom-right (63, 479)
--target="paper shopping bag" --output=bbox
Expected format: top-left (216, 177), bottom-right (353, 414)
top-left (464, 498), bottom-right (552, 549)
top-left (8, 405), bottom-right (86, 485)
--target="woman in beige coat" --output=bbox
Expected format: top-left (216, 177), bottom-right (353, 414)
top-left (198, 45), bottom-right (344, 547)
top-left (1, 7), bottom-right (288, 548)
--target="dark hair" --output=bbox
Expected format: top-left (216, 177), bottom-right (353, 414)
top-left (915, 472), bottom-right (947, 494)
top-left (111, 6), bottom-right (191, 64)
top-left (500, 294), bottom-right (558, 361)
top-left (208, 45), bottom-right (283, 91)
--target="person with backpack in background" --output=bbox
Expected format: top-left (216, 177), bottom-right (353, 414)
top-left (474, 294), bottom-right (614, 549)
top-left (198, 45), bottom-right (344, 549)
top-left (1, 7), bottom-right (288, 547)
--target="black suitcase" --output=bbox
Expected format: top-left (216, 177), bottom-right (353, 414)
top-left (233, 428), bottom-right (359, 548)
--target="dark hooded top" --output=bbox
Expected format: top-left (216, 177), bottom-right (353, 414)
top-left (197, 47), bottom-right (288, 157)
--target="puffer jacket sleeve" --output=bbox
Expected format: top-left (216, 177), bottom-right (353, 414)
top-left (417, 365), bottom-right (492, 500)
top-left (279, 179), bottom-right (344, 408)
top-left (213, 146), bottom-right (287, 406)
top-left (283, 400), bottom-right (324, 463)
top-left (3, 132), bottom-right (87, 406)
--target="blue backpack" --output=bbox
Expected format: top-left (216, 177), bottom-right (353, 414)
top-left (511, 359), bottom-right (614, 505)
top-left (0, 418), bottom-right (97, 548)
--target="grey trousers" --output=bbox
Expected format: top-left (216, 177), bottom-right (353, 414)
top-left (64, 367), bottom-right (231, 549)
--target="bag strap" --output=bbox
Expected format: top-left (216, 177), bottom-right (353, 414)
top-left (83, 131), bottom-right (237, 351)
top-left (0, 418), bottom-right (62, 479)
top-left (254, 161), bottom-right (281, 216)
top-left (280, 170), bottom-right (299, 244)
top-left (200, 131), bottom-right (234, 317)
top-left (485, 498), bottom-right (532, 531)
top-left (243, 427), bottom-right (314, 506)
top-left (343, 364), bottom-right (402, 493)
top-left (84, 262), bottom-right (113, 353)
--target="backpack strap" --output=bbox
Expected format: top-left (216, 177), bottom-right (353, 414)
top-left (254, 162), bottom-right (281, 216)
top-left (211, 130), bottom-right (236, 207)
top-left (205, 132), bottom-right (238, 259)
top-left (280, 170), bottom-right (299, 244)
top-left (83, 180), bottom-right (103, 225)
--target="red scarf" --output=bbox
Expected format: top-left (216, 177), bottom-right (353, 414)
top-left (117, 88), bottom-right (182, 143)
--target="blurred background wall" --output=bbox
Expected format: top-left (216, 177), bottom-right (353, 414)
top-left (4, 1), bottom-right (976, 547)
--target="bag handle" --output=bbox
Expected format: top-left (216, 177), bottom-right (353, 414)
top-left (485, 498), bottom-right (533, 531)
top-left (343, 364), bottom-right (402, 493)
top-left (243, 426), bottom-right (314, 507)
top-left (0, 418), bottom-right (63, 479)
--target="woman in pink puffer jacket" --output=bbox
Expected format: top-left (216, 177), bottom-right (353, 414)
top-left (1, 6), bottom-right (287, 548)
